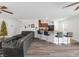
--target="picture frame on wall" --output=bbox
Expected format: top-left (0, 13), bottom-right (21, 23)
top-left (25, 25), bottom-right (26, 28)
top-left (31, 24), bottom-right (35, 28)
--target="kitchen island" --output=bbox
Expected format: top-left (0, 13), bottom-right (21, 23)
top-left (35, 30), bottom-right (72, 45)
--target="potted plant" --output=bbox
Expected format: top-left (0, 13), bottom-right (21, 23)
top-left (0, 20), bottom-right (8, 40)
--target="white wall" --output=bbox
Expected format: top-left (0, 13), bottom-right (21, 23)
top-left (0, 18), bottom-right (20, 37)
top-left (54, 19), bottom-right (64, 32)
top-left (19, 19), bottom-right (38, 32)
top-left (60, 16), bottom-right (79, 42)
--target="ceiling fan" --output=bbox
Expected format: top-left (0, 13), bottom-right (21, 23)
top-left (63, 2), bottom-right (79, 11)
top-left (0, 5), bottom-right (13, 14)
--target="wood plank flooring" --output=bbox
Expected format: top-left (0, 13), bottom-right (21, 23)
top-left (26, 39), bottom-right (79, 57)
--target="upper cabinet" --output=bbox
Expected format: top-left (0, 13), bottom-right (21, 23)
top-left (39, 20), bottom-right (48, 27)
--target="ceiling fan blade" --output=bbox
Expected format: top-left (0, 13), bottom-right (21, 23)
top-left (2, 10), bottom-right (13, 14)
top-left (74, 6), bottom-right (79, 11)
top-left (64, 2), bottom-right (79, 8)
top-left (0, 11), bottom-right (2, 13)
top-left (1, 6), bottom-right (8, 9)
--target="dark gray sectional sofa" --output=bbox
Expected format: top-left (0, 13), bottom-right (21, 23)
top-left (2, 31), bottom-right (34, 57)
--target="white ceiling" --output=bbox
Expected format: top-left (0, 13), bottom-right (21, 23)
top-left (0, 2), bottom-right (79, 19)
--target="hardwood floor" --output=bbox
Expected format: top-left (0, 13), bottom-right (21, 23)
top-left (26, 39), bottom-right (79, 57)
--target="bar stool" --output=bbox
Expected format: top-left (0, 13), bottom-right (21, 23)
top-left (37, 30), bottom-right (42, 40)
top-left (67, 32), bottom-right (73, 44)
top-left (44, 31), bottom-right (50, 42)
top-left (55, 32), bottom-right (63, 45)
top-left (64, 32), bottom-right (73, 45)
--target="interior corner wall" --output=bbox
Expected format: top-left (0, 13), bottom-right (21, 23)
top-left (0, 18), bottom-right (21, 37)
top-left (61, 17), bottom-right (79, 42)
top-left (54, 21), bottom-right (63, 32)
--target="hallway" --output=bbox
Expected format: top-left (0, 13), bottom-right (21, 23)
top-left (26, 39), bottom-right (79, 57)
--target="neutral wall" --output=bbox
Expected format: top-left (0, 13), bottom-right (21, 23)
top-left (54, 20), bottom-right (64, 32)
top-left (60, 16), bottom-right (79, 42)
top-left (0, 18), bottom-right (20, 37)
top-left (19, 19), bottom-right (38, 32)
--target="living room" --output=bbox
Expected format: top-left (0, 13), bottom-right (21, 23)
top-left (0, 2), bottom-right (79, 57)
